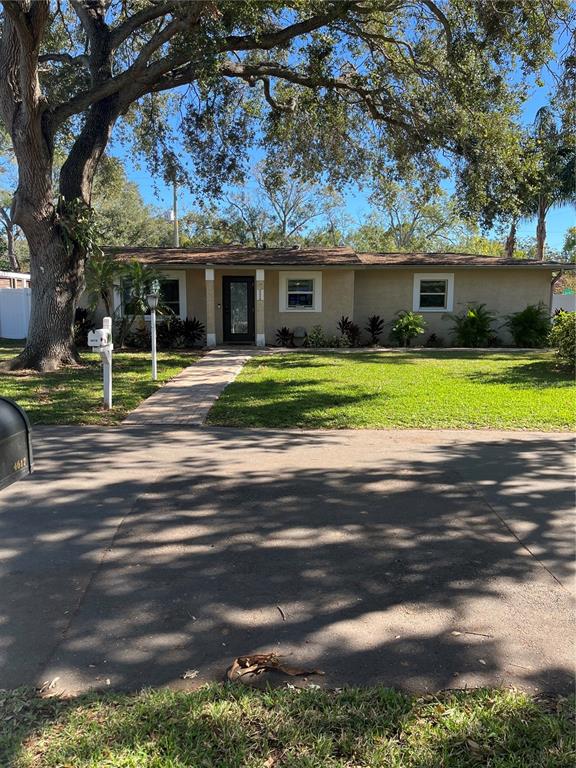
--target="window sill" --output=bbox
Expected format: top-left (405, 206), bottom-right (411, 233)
top-left (281, 308), bottom-right (321, 313)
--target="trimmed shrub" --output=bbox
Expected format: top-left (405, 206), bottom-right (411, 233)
top-left (504, 303), bottom-right (551, 347)
top-left (448, 304), bottom-right (495, 347)
top-left (305, 326), bottom-right (328, 348)
top-left (390, 311), bottom-right (426, 347)
top-left (549, 310), bottom-right (576, 369)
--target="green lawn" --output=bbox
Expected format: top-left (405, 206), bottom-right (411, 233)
top-left (0, 341), bottom-right (197, 425)
top-left (1, 685), bottom-right (573, 768)
top-left (208, 351), bottom-right (575, 431)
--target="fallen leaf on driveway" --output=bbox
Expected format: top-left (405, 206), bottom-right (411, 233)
top-left (227, 653), bottom-right (324, 683)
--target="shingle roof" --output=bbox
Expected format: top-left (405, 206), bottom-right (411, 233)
top-left (104, 245), bottom-right (571, 269)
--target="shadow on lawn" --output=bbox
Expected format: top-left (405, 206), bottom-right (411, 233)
top-left (464, 359), bottom-right (573, 389)
top-left (0, 425), bottom-right (572, 705)
top-left (2, 683), bottom-right (572, 767)
top-left (209, 378), bottom-right (386, 427)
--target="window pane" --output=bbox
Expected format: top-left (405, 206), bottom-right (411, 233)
top-left (287, 279), bottom-right (314, 293)
top-left (159, 278), bottom-right (180, 316)
top-left (230, 281), bottom-right (249, 334)
top-left (419, 293), bottom-right (446, 308)
top-left (288, 292), bottom-right (314, 307)
top-left (420, 280), bottom-right (447, 294)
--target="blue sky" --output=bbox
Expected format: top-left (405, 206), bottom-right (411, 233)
top-left (117, 73), bottom-right (574, 252)
top-left (112, 26), bottom-right (575, 253)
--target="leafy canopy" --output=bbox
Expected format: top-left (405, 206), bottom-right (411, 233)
top-left (4, 0), bottom-right (568, 201)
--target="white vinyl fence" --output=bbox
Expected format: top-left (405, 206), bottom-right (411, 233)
top-left (0, 288), bottom-right (31, 339)
top-left (552, 294), bottom-right (576, 314)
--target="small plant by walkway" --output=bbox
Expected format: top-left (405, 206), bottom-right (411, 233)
top-left (208, 350), bottom-right (575, 431)
top-left (1, 685), bottom-right (573, 768)
top-left (0, 341), bottom-right (197, 425)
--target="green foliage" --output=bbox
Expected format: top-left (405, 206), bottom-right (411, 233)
top-left (337, 315), bottom-right (353, 336)
top-left (2, 685), bottom-right (575, 768)
top-left (365, 315), bottom-right (385, 344)
top-left (337, 315), bottom-right (361, 346)
top-left (304, 326), bottom-right (328, 348)
top-left (549, 310), bottom-right (576, 369)
top-left (275, 327), bottom-right (294, 347)
top-left (57, 197), bottom-right (101, 259)
top-left (115, 261), bottom-right (167, 347)
top-left (449, 304), bottom-right (496, 347)
top-left (84, 250), bottom-right (126, 316)
top-left (505, 304), bottom-right (551, 347)
top-left (91, 158), bottom-right (174, 247)
top-left (157, 317), bottom-right (206, 349)
top-left (390, 311), bottom-right (426, 347)
top-left (563, 226), bottom-right (576, 262)
top-left (72, 308), bottom-right (95, 349)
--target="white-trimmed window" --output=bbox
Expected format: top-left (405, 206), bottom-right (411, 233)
top-left (413, 273), bottom-right (454, 312)
top-left (114, 270), bottom-right (187, 319)
top-left (279, 271), bottom-right (322, 312)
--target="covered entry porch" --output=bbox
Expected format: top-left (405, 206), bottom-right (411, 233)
top-left (203, 267), bottom-right (266, 347)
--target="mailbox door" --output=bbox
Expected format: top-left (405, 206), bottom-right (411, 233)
top-left (0, 398), bottom-right (33, 491)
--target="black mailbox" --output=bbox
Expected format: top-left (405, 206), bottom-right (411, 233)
top-left (0, 397), bottom-right (33, 491)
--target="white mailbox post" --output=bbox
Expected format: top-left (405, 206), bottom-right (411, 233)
top-left (88, 316), bottom-right (113, 409)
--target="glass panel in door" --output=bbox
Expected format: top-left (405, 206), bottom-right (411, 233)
top-left (230, 281), bottom-right (249, 334)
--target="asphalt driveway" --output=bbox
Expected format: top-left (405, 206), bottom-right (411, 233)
top-left (0, 425), bottom-right (573, 694)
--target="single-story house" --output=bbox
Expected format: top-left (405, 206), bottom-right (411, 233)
top-left (104, 246), bottom-right (573, 346)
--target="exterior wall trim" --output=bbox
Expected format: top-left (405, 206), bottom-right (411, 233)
top-left (278, 270), bottom-right (323, 313)
top-left (412, 272), bottom-right (454, 313)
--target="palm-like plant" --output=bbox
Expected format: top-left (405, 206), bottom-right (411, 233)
top-left (365, 315), bottom-right (385, 345)
top-left (84, 250), bottom-right (125, 316)
top-left (448, 304), bottom-right (495, 347)
top-left (532, 107), bottom-right (576, 260)
top-left (116, 260), bottom-right (167, 346)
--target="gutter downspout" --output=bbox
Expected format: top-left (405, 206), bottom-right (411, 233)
top-left (549, 270), bottom-right (564, 314)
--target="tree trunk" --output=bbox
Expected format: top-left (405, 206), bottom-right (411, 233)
top-left (536, 198), bottom-right (547, 260)
top-left (4, 212), bottom-right (83, 371)
top-left (504, 219), bottom-right (517, 259)
top-left (6, 226), bottom-right (21, 272)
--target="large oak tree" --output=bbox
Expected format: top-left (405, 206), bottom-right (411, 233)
top-left (0, 0), bottom-right (568, 370)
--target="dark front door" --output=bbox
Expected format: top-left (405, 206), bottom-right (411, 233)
top-left (222, 276), bottom-right (255, 343)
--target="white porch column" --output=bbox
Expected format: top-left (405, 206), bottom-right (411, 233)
top-left (205, 267), bottom-right (216, 346)
top-left (255, 268), bottom-right (265, 347)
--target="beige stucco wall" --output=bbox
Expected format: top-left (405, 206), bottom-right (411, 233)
top-left (185, 267), bottom-right (207, 325)
top-left (264, 269), bottom-right (355, 341)
top-left (353, 267), bottom-right (553, 344)
top-left (181, 265), bottom-right (553, 345)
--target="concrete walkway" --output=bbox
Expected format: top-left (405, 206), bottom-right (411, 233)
top-left (124, 348), bottom-right (261, 426)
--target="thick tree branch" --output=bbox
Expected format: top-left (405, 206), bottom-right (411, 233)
top-left (50, 2), bottom-right (355, 124)
top-left (110, 1), bottom-right (177, 49)
top-left (38, 51), bottom-right (89, 67)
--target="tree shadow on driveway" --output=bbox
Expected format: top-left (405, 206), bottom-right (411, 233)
top-left (0, 426), bottom-right (573, 695)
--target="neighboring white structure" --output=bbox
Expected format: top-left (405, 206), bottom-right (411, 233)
top-left (552, 293), bottom-right (576, 313)
top-left (0, 271), bottom-right (31, 339)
